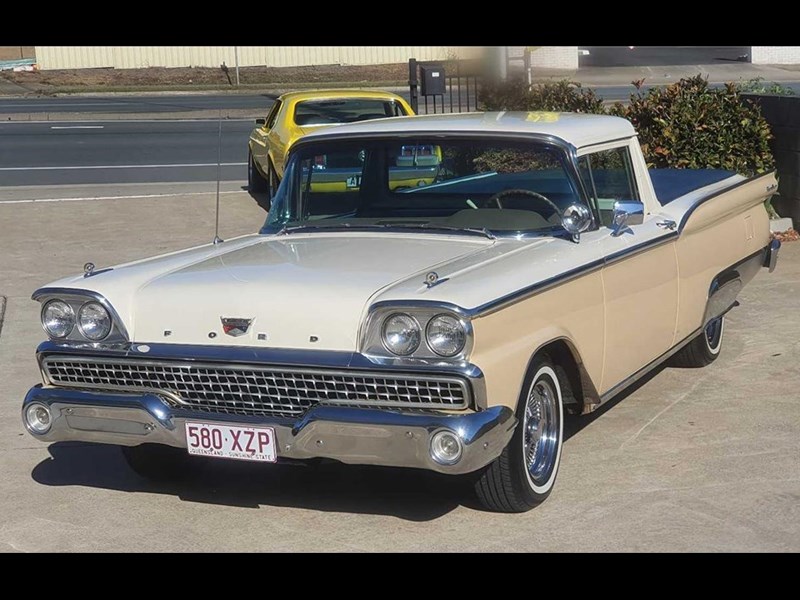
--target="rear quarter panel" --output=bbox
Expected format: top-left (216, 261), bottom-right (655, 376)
top-left (674, 173), bottom-right (774, 341)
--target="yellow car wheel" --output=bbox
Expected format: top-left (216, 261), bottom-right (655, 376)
top-left (248, 151), bottom-right (269, 194)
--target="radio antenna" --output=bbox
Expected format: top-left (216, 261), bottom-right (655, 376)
top-left (212, 114), bottom-right (224, 245)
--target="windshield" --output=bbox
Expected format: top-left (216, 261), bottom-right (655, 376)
top-left (293, 99), bottom-right (407, 126)
top-left (263, 137), bottom-right (587, 236)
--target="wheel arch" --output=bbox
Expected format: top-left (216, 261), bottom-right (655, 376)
top-left (518, 337), bottom-right (600, 416)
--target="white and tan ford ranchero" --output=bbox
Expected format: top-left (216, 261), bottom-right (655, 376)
top-left (23, 112), bottom-right (781, 512)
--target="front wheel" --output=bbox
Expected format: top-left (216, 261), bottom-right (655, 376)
top-left (474, 354), bottom-right (564, 512)
top-left (671, 316), bottom-right (725, 368)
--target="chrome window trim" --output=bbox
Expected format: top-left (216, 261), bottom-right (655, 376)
top-left (32, 287), bottom-right (129, 346)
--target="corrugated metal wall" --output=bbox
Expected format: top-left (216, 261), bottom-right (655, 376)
top-left (35, 46), bottom-right (482, 70)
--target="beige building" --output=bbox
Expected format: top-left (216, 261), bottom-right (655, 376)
top-left (32, 46), bottom-right (581, 71)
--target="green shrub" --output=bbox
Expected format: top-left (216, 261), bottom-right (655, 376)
top-left (738, 77), bottom-right (796, 96)
top-left (480, 75), bottom-right (774, 177)
top-left (611, 76), bottom-right (774, 176)
top-left (479, 79), bottom-right (605, 114)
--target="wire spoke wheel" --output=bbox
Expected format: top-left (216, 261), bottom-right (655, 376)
top-left (523, 376), bottom-right (560, 486)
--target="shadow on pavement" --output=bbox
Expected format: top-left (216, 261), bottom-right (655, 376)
top-left (31, 442), bottom-right (467, 522)
top-left (30, 363), bottom-right (671, 520)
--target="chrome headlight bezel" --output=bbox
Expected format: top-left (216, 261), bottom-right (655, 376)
top-left (361, 303), bottom-right (473, 362)
top-left (34, 288), bottom-right (129, 346)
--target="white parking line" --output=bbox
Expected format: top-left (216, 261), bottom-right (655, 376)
top-left (0, 118), bottom-right (254, 124)
top-left (0, 189), bottom-right (246, 204)
top-left (50, 125), bottom-right (105, 130)
top-left (0, 162), bottom-right (247, 171)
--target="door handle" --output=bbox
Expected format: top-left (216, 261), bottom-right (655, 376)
top-left (656, 220), bottom-right (677, 230)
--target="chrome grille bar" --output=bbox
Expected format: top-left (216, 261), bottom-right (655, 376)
top-left (41, 356), bottom-right (470, 418)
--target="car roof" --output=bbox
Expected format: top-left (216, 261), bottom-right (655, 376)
top-left (278, 89), bottom-right (407, 103)
top-left (299, 111), bottom-right (636, 149)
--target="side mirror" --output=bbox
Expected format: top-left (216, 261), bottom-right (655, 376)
top-left (610, 200), bottom-right (644, 237)
top-left (561, 203), bottom-right (593, 243)
top-left (255, 118), bottom-right (266, 126)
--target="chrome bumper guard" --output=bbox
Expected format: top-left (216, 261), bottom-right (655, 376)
top-left (765, 238), bottom-right (781, 273)
top-left (22, 386), bottom-right (516, 475)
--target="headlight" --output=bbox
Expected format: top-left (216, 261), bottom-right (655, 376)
top-left (42, 300), bottom-right (75, 338)
top-left (77, 302), bottom-right (112, 341)
top-left (382, 313), bottom-right (421, 356)
top-left (426, 314), bottom-right (466, 357)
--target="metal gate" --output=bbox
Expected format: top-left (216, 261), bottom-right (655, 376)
top-left (408, 58), bottom-right (481, 115)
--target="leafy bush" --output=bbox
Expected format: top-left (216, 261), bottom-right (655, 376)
top-left (480, 75), bottom-right (774, 176)
top-left (479, 79), bottom-right (605, 114)
top-left (612, 76), bottom-right (774, 175)
top-left (738, 77), bottom-right (796, 96)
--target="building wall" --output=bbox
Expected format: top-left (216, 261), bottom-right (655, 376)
top-left (527, 46), bottom-right (579, 70)
top-left (751, 47), bottom-right (800, 65)
top-left (34, 46), bottom-right (485, 70)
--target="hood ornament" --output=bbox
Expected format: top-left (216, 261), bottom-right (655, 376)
top-left (220, 317), bottom-right (254, 337)
top-left (83, 262), bottom-right (95, 278)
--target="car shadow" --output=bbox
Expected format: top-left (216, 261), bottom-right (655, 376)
top-left (31, 442), bottom-right (468, 522)
top-left (31, 364), bottom-right (669, 520)
top-left (244, 185), bottom-right (271, 212)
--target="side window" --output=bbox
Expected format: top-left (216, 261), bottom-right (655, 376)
top-left (296, 148), bottom-right (366, 220)
top-left (265, 100), bottom-right (282, 129)
top-left (578, 146), bottom-right (640, 227)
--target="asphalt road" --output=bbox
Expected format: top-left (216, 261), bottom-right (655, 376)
top-left (0, 120), bottom-right (254, 186)
top-left (580, 47), bottom-right (751, 67)
top-left (0, 94), bottom-right (275, 115)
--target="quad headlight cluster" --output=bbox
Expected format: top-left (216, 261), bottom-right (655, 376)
top-left (38, 294), bottom-right (122, 343)
top-left (365, 307), bottom-right (472, 360)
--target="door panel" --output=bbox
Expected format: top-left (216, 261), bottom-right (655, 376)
top-left (600, 236), bottom-right (678, 392)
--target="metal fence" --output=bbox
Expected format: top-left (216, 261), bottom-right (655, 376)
top-left (408, 58), bottom-right (481, 115)
top-left (746, 94), bottom-right (800, 226)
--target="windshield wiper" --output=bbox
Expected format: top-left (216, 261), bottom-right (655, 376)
top-left (275, 222), bottom-right (495, 240)
top-left (399, 223), bottom-right (496, 240)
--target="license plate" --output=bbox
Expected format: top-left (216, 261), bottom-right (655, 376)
top-left (185, 422), bottom-right (276, 463)
top-left (346, 175), bottom-right (361, 188)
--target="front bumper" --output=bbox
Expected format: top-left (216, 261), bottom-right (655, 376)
top-left (22, 386), bottom-right (516, 475)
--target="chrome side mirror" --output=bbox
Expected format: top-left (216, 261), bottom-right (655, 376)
top-left (561, 203), bottom-right (593, 243)
top-left (610, 200), bottom-right (644, 237)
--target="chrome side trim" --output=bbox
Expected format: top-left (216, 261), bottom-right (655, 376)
top-left (597, 326), bottom-right (703, 408)
top-left (32, 287), bottom-right (130, 346)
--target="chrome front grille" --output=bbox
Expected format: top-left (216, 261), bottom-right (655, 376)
top-left (41, 356), bottom-right (470, 418)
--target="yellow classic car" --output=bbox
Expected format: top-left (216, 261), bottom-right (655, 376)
top-left (248, 90), bottom-right (414, 197)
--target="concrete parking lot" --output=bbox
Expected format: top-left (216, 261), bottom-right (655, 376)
top-left (1, 183), bottom-right (799, 552)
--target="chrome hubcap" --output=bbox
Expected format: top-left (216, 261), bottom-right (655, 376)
top-left (705, 317), bottom-right (723, 350)
top-left (523, 376), bottom-right (560, 486)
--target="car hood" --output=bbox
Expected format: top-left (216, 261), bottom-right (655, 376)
top-left (121, 233), bottom-right (492, 351)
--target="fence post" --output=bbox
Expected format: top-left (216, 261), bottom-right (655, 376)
top-left (408, 58), bottom-right (419, 114)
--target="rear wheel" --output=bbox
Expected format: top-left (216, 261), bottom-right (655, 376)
top-left (121, 444), bottom-right (192, 482)
top-left (474, 354), bottom-right (564, 512)
top-left (671, 316), bottom-right (725, 368)
top-left (266, 158), bottom-right (280, 198)
top-left (248, 151), bottom-right (268, 193)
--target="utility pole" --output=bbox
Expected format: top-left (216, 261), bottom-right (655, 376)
top-left (234, 47), bottom-right (240, 87)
